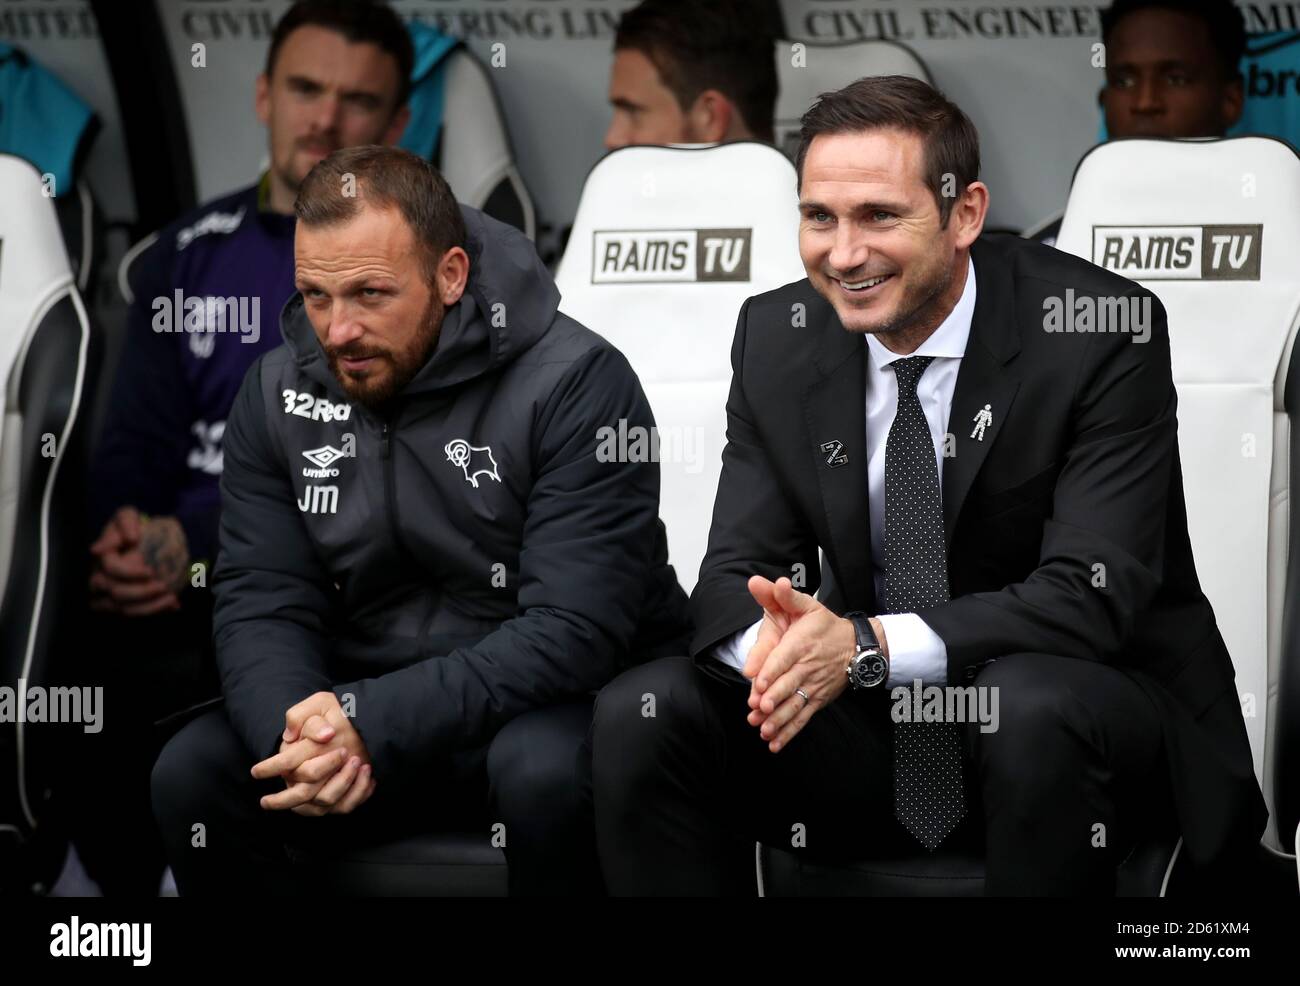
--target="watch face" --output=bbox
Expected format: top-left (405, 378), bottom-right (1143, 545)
top-left (852, 651), bottom-right (886, 688)
top-left (865, 654), bottom-right (887, 684)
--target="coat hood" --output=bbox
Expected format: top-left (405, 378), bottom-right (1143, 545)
top-left (281, 204), bottom-right (559, 399)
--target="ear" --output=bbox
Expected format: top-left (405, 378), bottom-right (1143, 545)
top-left (381, 104), bottom-right (412, 146)
top-left (1221, 78), bottom-right (1245, 131)
top-left (255, 73), bottom-right (271, 127)
top-left (436, 246), bottom-right (470, 307)
top-left (688, 89), bottom-right (733, 143)
top-left (950, 180), bottom-right (990, 250)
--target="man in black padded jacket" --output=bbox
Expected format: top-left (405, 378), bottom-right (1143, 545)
top-left (151, 145), bottom-right (690, 897)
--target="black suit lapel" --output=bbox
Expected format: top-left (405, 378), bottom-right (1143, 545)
top-left (802, 300), bottom-right (875, 611)
top-left (942, 239), bottom-right (1023, 545)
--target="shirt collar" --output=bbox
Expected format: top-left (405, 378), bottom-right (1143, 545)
top-left (865, 256), bottom-right (976, 371)
top-left (256, 170), bottom-right (277, 213)
top-left (253, 171), bottom-right (297, 237)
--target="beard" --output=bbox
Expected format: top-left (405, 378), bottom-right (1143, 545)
top-left (325, 295), bottom-right (444, 410)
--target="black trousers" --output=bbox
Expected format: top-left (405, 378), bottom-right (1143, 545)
top-left (588, 653), bottom-right (1177, 895)
top-left (65, 596), bottom-right (219, 897)
top-left (151, 699), bottom-right (600, 896)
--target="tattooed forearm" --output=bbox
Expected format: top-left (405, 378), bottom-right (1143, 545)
top-left (140, 517), bottom-right (190, 595)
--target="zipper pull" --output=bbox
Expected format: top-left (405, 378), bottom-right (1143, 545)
top-left (381, 422), bottom-right (391, 459)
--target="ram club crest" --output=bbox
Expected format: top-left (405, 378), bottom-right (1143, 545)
top-left (444, 439), bottom-right (501, 488)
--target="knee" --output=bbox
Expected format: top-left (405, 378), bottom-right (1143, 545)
top-left (487, 702), bottom-right (590, 826)
top-left (150, 711), bottom-right (246, 831)
top-left (970, 655), bottom-right (1095, 779)
top-left (592, 661), bottom-right (663, 742)
top-left (591, 656), bottom-right (708, 798)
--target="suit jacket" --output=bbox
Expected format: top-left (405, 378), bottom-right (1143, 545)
top-left (690, 233), bottom-right (1268, 869)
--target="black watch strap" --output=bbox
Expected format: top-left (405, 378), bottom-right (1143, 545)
top-left (842, 610), bottom-right (879, 653)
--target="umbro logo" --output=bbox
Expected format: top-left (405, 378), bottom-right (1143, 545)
top-left (303, 445), bottom-right (344, 467)
top-left (302, 445), bottom-right (344, 478)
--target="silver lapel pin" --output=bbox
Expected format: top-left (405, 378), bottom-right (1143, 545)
top-left (970, 404), bottom-right (992, 442)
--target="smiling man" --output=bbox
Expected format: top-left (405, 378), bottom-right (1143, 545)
top-left (589, 75), bottom-right (1266, 896)
top-left (150, 145), bottom-right (690, 897)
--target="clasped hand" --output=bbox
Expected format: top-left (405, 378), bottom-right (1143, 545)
top-left (742, 576), bottom-right (858, 753)
top-left (250, 692), bottom-right (376, 816)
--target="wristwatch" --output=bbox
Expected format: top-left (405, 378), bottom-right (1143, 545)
top-left (842, 611), bottom-right (888, 690)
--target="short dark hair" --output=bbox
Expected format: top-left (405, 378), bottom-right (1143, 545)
top-left (266, 0), bottom-right (414, 109)
top-left (614, 0), bottom-right (780, 143)
top-left (294, 145), bottom-right (466, 283)
top-left (794, 76), bottom-right (980, 226)
top-left (1101, 0), bottom-right (1247, 82)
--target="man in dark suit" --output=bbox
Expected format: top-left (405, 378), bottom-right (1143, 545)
top-left (588, 75), bottom-right (1267, 895)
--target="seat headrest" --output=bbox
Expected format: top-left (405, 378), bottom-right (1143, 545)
top-left (436, 50), bottom-right (515, 210)
top-left (0, 152), bottom-right (75, 392)
top-left (1056, 136), bottom-right (1300, 394)
top-left (555, 142), bottom-right (807, 589)
top-left (773, 40), bottom-right (931, 158)
top-left (556, 141), bottom-right (805, 381)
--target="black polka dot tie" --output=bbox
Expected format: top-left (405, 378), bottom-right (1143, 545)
top-left (883, 356), bottom-right (966, 851)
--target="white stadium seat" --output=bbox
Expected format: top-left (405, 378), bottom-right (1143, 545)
top-left (438, 48), bottom-right (536, 241)
top-left (0, 153), bottom-right (93, 893)
top-left (1057, 136), bottom-right (1300, 870)
top-left (773, 38), bottom-right (932, 160)
top-left (555, 141), bottom-right (806, 591)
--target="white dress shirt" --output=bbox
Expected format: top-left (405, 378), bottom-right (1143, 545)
top-left (715, 258), bottom-right (977, 687)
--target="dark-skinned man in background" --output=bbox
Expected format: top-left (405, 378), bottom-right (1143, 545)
top-left (1028, 0), bottom-right (1245, 245)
